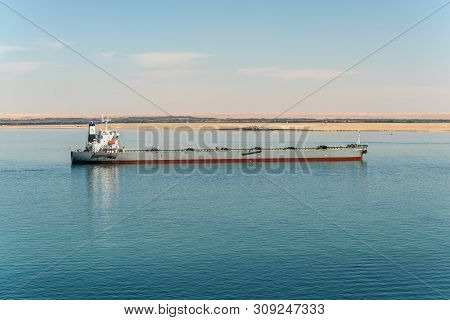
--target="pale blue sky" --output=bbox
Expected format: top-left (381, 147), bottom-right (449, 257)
top-left (0, 0), bottom-right (449, 115)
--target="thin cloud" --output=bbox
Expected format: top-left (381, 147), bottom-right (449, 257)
top-left (131, 52), bottom-right (209, 68)
top-left (0, 45), bottom-right (28, 54)
top-left (36, 37), bottom-right (65, 49)
top-left (96, 51), bottom-right (116, 62)
top-left (0, 61), bottom-right (46, 74)
top-left (239, 67), bottom-right (348, 81)
top-left (44, 41), bottom-right (64, 49)
top-left (141, 68), bottom-right (202, 79)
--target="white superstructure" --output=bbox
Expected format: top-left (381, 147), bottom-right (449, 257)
top-left (85, 120), bottom-right (120, 153)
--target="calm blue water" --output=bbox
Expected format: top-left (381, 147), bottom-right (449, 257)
top-left (1, 129), bottom-right (450, 299)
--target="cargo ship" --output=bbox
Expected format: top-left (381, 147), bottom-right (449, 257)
top-left (71, 120), bottom-right (368, 164)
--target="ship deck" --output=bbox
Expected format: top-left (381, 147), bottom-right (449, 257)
top-left (120, 145), bottom-right (368, 153)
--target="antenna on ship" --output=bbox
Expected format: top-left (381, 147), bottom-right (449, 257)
top-left (357, 131), bottom-right (361, 145)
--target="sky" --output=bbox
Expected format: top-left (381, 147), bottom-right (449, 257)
top-left (0, 0), bottom-right (449, 116)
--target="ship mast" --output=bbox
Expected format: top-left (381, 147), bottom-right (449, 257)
top-left (101, 114), bottom-right (111, 131)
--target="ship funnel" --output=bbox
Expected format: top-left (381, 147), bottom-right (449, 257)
top-left (88, 121), bottom-right (96, 142)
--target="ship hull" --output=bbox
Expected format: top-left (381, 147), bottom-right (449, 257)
top-left (71, 146), bottom-right (367, 164)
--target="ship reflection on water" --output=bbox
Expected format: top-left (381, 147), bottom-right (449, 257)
top-left (85, 165), bottom-right (119, 211)
top-left (75, 161), bottom-right (368, 211)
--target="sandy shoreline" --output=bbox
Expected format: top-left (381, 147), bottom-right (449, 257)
top-left (1, 122), bottom-right (450, 132)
